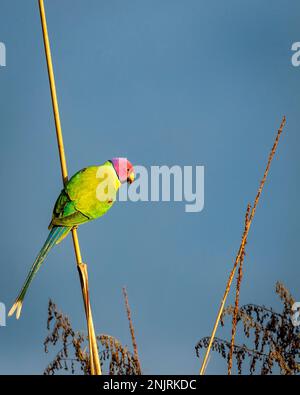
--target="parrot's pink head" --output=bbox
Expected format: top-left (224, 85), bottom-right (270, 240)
top-left (110, 157), bottom-right (135, 184)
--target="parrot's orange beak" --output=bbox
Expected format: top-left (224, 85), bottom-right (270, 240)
top-left (127, 171), bottom-right (135, 184)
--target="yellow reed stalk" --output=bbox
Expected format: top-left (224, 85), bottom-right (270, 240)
top-left (227, 204), bottom-right (250, 375)
top-left (199, 116), bottom-right (286, 375)
top-left (38, 0), bottom-right (101, 375)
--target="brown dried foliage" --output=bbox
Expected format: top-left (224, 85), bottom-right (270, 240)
top-left (44, 300), bottom-right (140, 375)
top-left (196, 282), bottom-right (300, 375)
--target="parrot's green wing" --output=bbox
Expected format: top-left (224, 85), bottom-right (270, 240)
top-left (50, 188), bottom-right (90, 228)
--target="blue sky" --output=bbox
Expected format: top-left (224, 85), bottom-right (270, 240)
top-left (0, 0), bottom-right (299, 374)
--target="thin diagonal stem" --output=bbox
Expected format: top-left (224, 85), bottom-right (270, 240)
top-left (199, 116), bottom-right (286, 375)
top-left (122, 287), bottom-right (142, 374)
top-left (228, 204), bottom-right (250, 374)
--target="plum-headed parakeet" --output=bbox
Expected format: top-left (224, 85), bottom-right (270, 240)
top-left (9, 157), bottom-right (135, 319)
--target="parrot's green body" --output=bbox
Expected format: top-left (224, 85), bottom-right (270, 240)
top-left (51, 161), bottom-right (121, 236)
top-left (9, 159), bottom-right (133, 319)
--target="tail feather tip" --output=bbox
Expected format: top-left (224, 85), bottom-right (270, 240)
top-left (8, 301), bottom-right (23, 319)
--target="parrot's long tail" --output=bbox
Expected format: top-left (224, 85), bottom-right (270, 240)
top-left (8, 226), bottom-right (70, 319)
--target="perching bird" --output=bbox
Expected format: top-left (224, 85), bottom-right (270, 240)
top-left (9, 158), bottom-right (135, 319)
